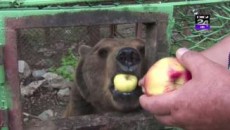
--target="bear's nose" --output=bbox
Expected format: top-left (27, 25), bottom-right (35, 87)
top-left (116, 47), bottom-right (141, 67)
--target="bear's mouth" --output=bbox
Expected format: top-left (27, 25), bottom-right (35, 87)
top-left (109, 72), bottom-right (142, 104)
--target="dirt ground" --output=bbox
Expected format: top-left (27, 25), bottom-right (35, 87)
top-left (22, 86), bottom-right (69, 129)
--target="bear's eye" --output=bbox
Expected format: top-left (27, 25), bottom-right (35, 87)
top-left (138, 46), bottom-right (145, 55)
top-left (98, 48), bottom-right (108, 58)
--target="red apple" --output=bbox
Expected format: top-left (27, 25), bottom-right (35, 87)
top-left (143, 57), bottom-right (191, 96)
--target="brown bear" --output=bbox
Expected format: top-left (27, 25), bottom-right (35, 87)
top-left (64, 38), bottom-right (146, 117)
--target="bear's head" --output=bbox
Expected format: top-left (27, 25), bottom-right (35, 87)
top-left (76, 38), bottom-right (146, 113)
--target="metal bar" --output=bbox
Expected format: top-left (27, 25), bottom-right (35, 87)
top-left (4, 11), bottom-right (166, 32)
top-left (145, 23), bottom-right (158, 68)
top-left (4, 28), bottom-right (23, 130)
top-left (228, 52), bottom-right (230, 70)
top-left (0, 110), bottom-right (9, 130)
top-left (166, 0), bottom-right (230, 6)
top-left (0, 4), bottom-right (174, 46)
top-left (109, 24), bottom-right (117, 38)
top-left (0, 0), bottom-right (229, 9)
top-left (0, 46), bottom-right (9, 130)
top-left (0, 0), bottom-right (112, 8)
top-left (87, 25), bottom-right (101, 46)
top-left (135, 23), bottom-right (143, 39)
top-left (0, 47), bottom-right (4, 84)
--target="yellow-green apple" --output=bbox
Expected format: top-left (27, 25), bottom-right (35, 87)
top-left (143, 57), bottom-right (191, 96)
top-left (114, 74), bottom-right (138, 93)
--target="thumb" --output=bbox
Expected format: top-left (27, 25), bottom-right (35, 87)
top-left (176, 48), bottom-right (208, 76)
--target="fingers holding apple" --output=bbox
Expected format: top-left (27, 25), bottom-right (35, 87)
top-left (142, 57), bottom-right (191, 96)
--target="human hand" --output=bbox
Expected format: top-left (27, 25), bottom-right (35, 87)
top-left (139, 48), bottom-right (230, 130)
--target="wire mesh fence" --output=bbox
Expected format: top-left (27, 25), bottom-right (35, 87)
top-left (169, 2), bottom-right (230, 55)
top-left (17, 24), bottom-right (138, 69)
top-left (17, 27), bottom-right (88, 69)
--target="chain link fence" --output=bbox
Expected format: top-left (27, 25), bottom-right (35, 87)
top-left (170, 1), bottom-right (230, 55)
top-left (17, 24), bottom-right (137, 69)
top-left (17, 27), bottom-right (88, 69)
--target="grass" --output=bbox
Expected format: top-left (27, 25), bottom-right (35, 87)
top-left (49, 49), bottom-right (79, 81)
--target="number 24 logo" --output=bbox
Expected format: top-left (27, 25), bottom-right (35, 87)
top-left (197, 19), bottom-right (209, 24)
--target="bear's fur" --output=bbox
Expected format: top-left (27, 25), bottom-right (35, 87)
top-left (64, 38), bottom-right (146, 117)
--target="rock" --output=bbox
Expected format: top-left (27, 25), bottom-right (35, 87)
top-left (21, 80), bottom-right (46, 96)
top-left (38, 109), bottom-right (54, 121)
top-left (32, 69), bottom-right (47, 78)
top-left (23, 118), bottom-right (29, 122)
top-left (57, 88), bottom-right (70, 97)
top-left (42, 72), bottom-right (74, 89)
top-left (42, 72), bottom-right (60, 80)
top-left (44, 80), bottom-right (73, 89)
top-left (52, 80), bottom-right (73, 89)
top-left (18, 60), bottom-right (31, 79)
top-left (38, 48), bottom-right (49, 53)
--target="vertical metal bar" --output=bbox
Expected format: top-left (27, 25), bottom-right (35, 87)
top-left (4, 28), bottom-right (23, 130)
top-left (135, 23), bottom-right (143, 39)
top-left (0, 47), bottom-right (5, 84)
top-left (87, 25), bottom-right (101, 46)
top-left (109, 24), bottom-right (117, 38)
top-left (228, 52), bottom-right (230, 70)
top-left (145, 23), bottom-right (158, 68)
top-left (0, 110), bottom-right (9, 130)
top-left (0, 46), bottom-right (9, 130)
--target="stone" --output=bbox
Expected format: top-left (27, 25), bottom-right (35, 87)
top-left (57, 88), bottom-right (70, 97)
top-left (21, 80), bottom-right (46, 96)
top-left (32, 69), bottom-right (47, 78)
top-left (18, 60), bottom-right (31, 79)
top-left (38, 109), bottom-right (54, 121)
top-left (42, 72), bottom-right (73, 89)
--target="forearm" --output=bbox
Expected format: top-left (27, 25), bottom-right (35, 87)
top-left (201, 35), bottom-right (230, 68)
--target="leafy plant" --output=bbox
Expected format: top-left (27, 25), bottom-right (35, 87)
top-left (49, 49), bottom-right (79, 81)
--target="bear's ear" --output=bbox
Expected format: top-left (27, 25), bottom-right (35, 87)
top-left (79, 45), bottom-right (92, 57)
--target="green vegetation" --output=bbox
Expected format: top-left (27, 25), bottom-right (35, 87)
top-left (49, 49), bottom-right (79, 81)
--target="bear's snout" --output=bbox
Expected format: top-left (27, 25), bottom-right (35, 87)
top-left (116, 47), bottom-right (141, 68)
top-left (108, 47), bottom-right (144, 111)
